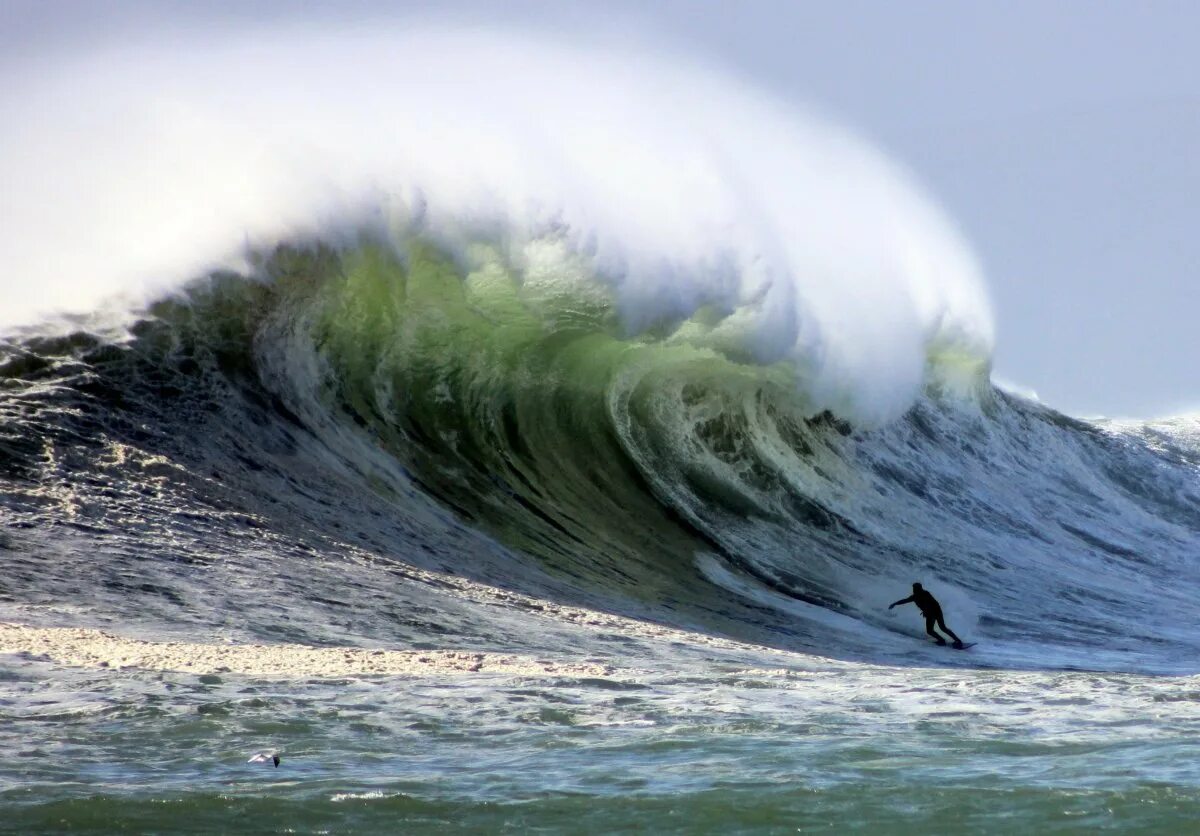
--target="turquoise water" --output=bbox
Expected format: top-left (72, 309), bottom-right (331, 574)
top-left (5, 646), bottom-right (1200, 833)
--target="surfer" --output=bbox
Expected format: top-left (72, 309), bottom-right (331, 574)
top-left (888, 582), bottom-right (964, 648)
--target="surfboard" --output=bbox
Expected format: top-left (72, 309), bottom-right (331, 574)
top-left (951, 642), bottom-right (976, 650)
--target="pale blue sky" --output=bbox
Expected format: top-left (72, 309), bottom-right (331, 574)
top-left (5, 0), bottom-right (1197, 417)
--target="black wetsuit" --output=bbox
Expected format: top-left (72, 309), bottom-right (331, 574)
top-left (891, 588), bottom-right (961, 645)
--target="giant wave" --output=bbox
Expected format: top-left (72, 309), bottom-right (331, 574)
top-left (2, 25), bottom-right (1199, 673)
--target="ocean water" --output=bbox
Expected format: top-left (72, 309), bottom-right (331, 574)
top-left (3, 23), bottom-right (1200, 834)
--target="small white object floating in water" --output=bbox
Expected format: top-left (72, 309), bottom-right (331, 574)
top-left (248, 752), bottom-right (280, 767)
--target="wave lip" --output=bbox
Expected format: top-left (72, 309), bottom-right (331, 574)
top-left (0, 24), bottom-right (992, 424)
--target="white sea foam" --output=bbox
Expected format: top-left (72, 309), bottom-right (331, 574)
top-left (0, 24), bottom-right (992, 423)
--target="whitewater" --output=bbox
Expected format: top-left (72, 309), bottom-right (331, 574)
top-left (3, 22), bottom-right (1200, 834)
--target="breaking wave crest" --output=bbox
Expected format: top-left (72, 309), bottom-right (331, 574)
top-left (1, 25), bottom-right (991, 425)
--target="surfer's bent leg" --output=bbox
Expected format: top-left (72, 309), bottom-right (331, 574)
top-left (936, 615), bottom-right (961, 644)
top-left (925, 616), bottom-right (945, 644)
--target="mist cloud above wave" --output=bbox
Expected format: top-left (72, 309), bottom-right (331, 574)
top-left (0, 22), bottom-right (992, 423)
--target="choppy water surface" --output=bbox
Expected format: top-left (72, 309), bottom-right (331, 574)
top-left (4, 647), bottom-right (1200, 833)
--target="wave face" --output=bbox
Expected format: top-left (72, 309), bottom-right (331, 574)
top-left (2, 26), bottom-right (1199, 673)
top-left (3, 239), bottom-right (1200, 672)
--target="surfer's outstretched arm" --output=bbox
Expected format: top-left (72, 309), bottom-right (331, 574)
top-left (888, 596), bottom-right (914, 609)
